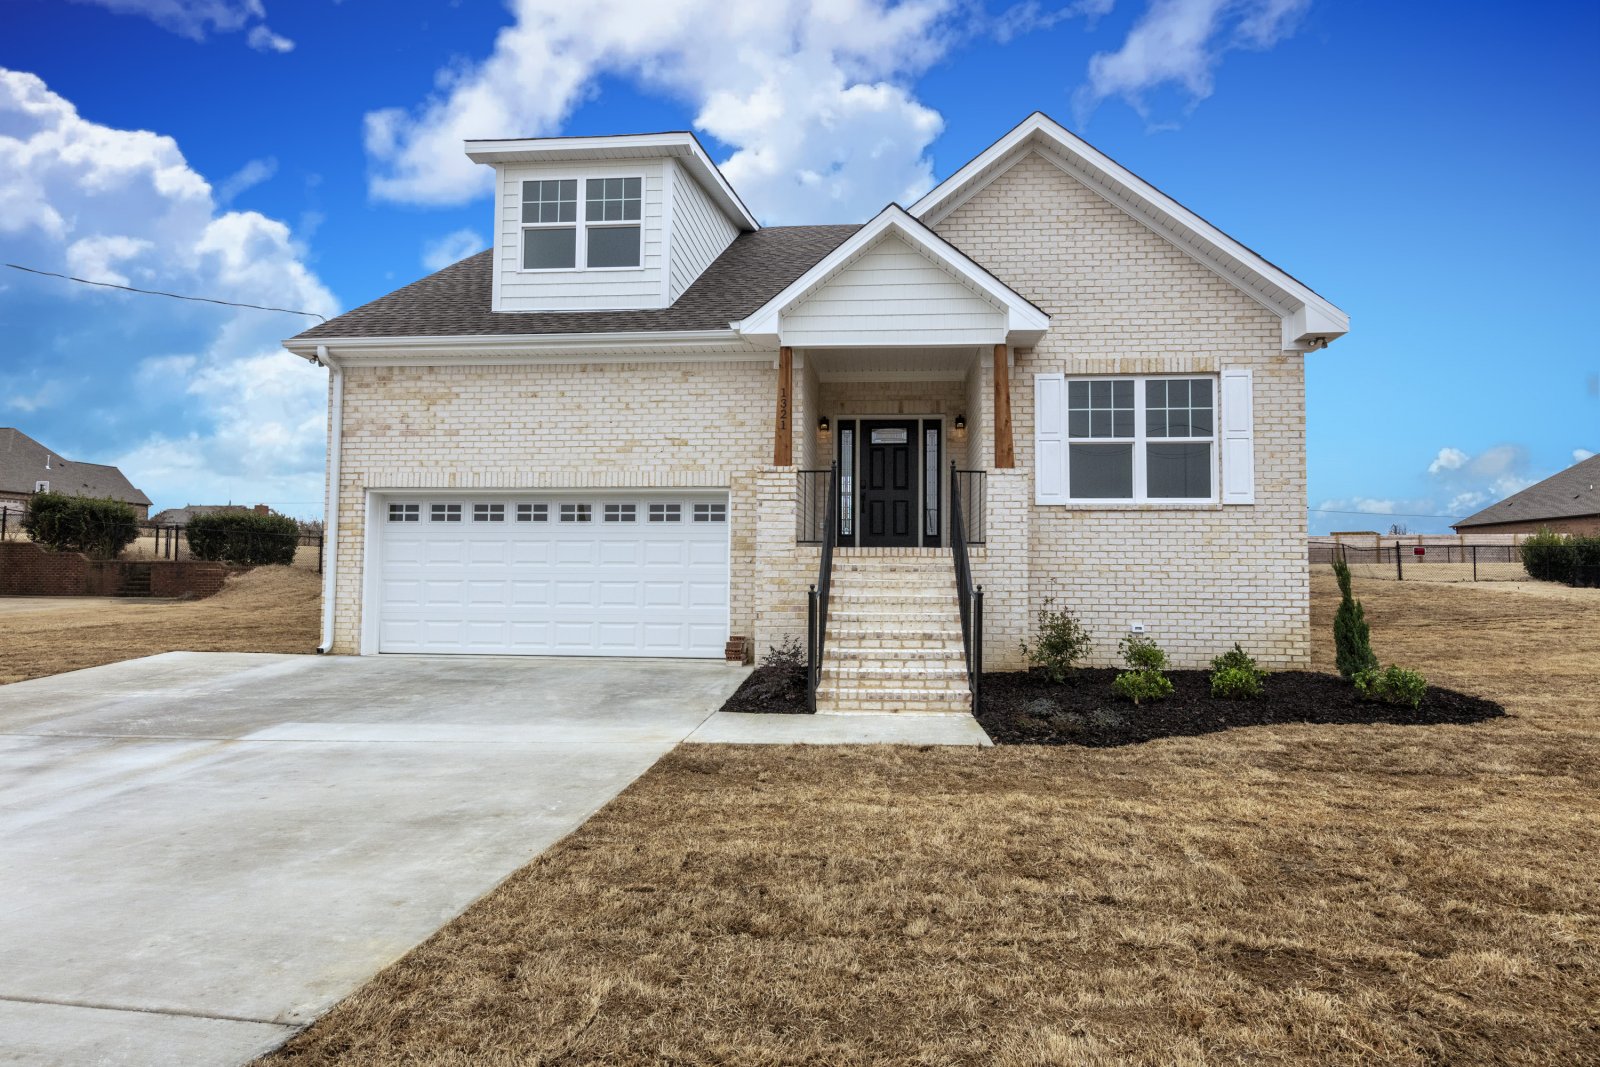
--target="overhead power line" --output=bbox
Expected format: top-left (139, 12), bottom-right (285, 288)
top-left (1308, 507), bottom-right (1464, 520)
top-left (4, 263), bottom-right (328, 321)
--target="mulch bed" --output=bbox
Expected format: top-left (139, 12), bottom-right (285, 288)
top-left (720, 664), bottom-right (811, 714)
top-left (979, 668), bottom-right (1505, 747)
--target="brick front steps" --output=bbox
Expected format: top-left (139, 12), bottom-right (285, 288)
top-left (816, 549), bottom-right (973, 714)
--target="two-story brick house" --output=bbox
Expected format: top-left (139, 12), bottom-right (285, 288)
top-left (284, 113), bottom-right (1348, 713)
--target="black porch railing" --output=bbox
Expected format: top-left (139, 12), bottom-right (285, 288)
top-left (806, 461), bottom-right (840, 712)
top-left (795, 468), bottom-right (831, 544)
top-left (949, 462), bottom-right (983, 712)
top-left (952, 469), bottom-right (987, 545)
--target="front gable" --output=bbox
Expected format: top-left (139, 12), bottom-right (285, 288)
top-left (781, 233), bottom-right (1007, 347)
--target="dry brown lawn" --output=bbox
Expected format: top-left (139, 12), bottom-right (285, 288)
top-left (0, 567), bottom-right (320, 684)
top-left (262, 573), bottom-right (1600, 1066)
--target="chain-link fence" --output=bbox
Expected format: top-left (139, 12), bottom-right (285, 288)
top-left (1309, 539), bottom-right (1599, 586)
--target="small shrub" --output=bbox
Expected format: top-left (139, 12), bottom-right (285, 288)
top-left (1209, 643), bottom-right (1266, 699)
top-left (1020, 596), bottom-right (1093, 683)
top-left (1111, 633), bottom-right (1172, 705)
top-left (1118, 633), bottom-right (1169, 673)
top-left (22, 493), bottom-right (139, 559)
top-left (1331, 559), bottom-right (1378, 680)
top-left (1112, 669), bottom-right (1174, 705)
top-left (1210, 665), bottom-right (1264, 700)
top-left (761, 634), bottom-right (805, 673)
top-left (1353, 665), bottom-right (1428, 709)
top-left (186, 510), bottom-right (300, 565)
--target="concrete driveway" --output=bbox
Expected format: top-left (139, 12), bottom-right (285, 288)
top-left (0, 651), bottom-right (745, 1066)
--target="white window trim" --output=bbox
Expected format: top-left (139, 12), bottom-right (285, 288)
top-left (1054, 374), bottom-right (1221, 506)
top-left (517, 174), bottom-right (644, 274)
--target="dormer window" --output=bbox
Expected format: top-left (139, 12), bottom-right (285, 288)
top-left (519, 176), bottom-right (641, 271)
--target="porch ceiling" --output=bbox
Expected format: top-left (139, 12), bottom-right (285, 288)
top-left (804, 346), bottom-right (979, 382)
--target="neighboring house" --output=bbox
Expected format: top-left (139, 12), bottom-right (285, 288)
top-left (150, 503), bottom-right (270, 526)
top-left (284, 113), bottom-right (1348, 712)
top-left (1452, 454), bottom-right (1600, 536)
top-left (0, 428), bottom-right (151, 520)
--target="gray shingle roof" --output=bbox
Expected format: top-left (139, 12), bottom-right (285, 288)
top-left (0, 428), bottom-right (151, 506)
top-left (1453, 454), bottom-right (1600, 529)
top-left (291, 225), bottom-right (861, 342)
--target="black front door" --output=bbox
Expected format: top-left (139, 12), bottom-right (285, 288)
top-left (860, 419), bottom-right (918, 547)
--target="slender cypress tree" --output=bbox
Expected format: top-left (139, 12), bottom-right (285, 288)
top-left (1332, 559), bottom-right (1378, 679)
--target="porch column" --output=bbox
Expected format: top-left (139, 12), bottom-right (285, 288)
top-left (774, 345), bottom-right (793, 466)
top-left (993, 342), bottom-right (1015, 468)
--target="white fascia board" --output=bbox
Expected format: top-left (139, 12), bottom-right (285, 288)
top-left (910, 112), bottom-right (1349, 348)
top-left (281, 329), bottom-right (761, 364)
top-left (731, 204), bottom-right (1050, 347)
top-left (465, 132), bottom-right (758, 232)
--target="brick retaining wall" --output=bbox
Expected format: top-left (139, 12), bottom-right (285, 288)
top-left (0, 541), bottom-right (240, 598)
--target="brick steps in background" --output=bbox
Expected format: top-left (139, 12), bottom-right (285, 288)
top-left (816, 550), bottom-right (972, 714)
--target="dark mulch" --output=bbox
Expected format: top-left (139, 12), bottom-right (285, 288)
top-left (720, 664), bottom-right (811, 714)
top-left (979, 668), bottom-right (1506, 747)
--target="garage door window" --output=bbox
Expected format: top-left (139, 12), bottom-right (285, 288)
top-left (516, 503), bottom-right (548, 522)
top-left (473, 503), bottom-right (506, 522)
top-left (388, 503), bottom-right (420, 522)
top-left (694, 502), bottom-right (726, 522)
top-left (560, 503), bottom-right (592, 522)
top-left (430, 503), bottom-right (462, 522)
top-left (649, 503), bottom-right (681, 522)
top-left (604, 503), bottom-right (636, 522)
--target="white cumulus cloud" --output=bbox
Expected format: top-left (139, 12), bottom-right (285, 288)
top-left (69, 0), bottom-right (294, 52)
top-left (1427, 446), bottom-right (1468, 475)
top-left (421, 229), bottom-right (487, 272)
top-left (0, 67), bottom-right (337, 517)
top-left (246, 24), bottom-right (294, 52)
top-left (1574, 448), bottom-right (1596, 463)
top-left (1072, 0), bottom-right (1311, 127)
top-left (362, 0), bottom-right (961, 223)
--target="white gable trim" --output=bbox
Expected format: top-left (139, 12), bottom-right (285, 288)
top-left (909, 113), bottom-right (1349, 352)
top-left (731, 205), bottom-right (1049, 347)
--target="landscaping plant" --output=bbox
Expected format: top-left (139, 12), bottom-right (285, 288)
top-left (1520, 528), bottom-right (1600, 587)
top-left (1331, 559), bottom-right (1378, 680)
top-left (1111, 633), bottom-right (1173, 706)
top-left (186, 510), bottom-right (301, 566)
top-left (1209, 643), bottom-right (1266, 700)
top-left (1353, 665), bottom-right (1428, 710)
top-left (21, 492), bottom-right (139, 559)
top-left (1019, 596), bottom-right (1093, 683)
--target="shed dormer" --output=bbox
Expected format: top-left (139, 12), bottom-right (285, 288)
top-left (465, 132), bottom-right (759, 314)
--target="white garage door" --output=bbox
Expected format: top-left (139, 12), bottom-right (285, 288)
top-left (376, 492), bottom-right (729, 658)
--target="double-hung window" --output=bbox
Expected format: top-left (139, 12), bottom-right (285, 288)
top-left (521, 180), bottom-right (577, 269)
top-left (520, 176), bottom-right (641, 270)
top-left (1064, 376), bottom-right (1216, 502)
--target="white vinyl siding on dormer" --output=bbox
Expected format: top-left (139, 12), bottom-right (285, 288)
top-left (494, 159), bottom-right (667, 312)
top-left (667, 159), bottom-right (739, 303)
top-left (780, 235), bottom-right (1007, 347)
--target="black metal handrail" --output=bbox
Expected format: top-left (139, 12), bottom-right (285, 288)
top-left (949, 461), bottom-right (983, 712)
top-left (794, 468), bottom-right (830, 544)
top-left (951, 469), bottom-right (987, 544)
top-left (806, 461), bottom-right (840, 712)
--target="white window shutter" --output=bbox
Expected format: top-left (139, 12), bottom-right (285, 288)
top-left (1034, 373), bottom-right (1067, 504)
top-left (1220, 367), bottom-right (1255, 504)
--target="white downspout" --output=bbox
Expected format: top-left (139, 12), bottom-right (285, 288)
top-left (318, 345), bottom-right (343, 653)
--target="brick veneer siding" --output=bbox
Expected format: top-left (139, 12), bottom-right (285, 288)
top-left (1455, 516), bottom-right (1600, 537)
top-left (328, 358), bottom-right (778, 653)
top-left (0, 541), bottom-right (236, 598)
top-left (935, 150), bottom-right (1310, 668)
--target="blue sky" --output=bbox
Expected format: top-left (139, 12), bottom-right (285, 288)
top-left (2, 0), bottom-right (1597, 529)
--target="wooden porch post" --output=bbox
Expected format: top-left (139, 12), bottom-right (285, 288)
top-left (774, 345), bottom-right (794, 466)
top-left (993, 342), bottom-right (1015, 468)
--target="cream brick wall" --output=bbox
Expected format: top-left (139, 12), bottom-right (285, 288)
top-left (328, 358), bottom-right (776, 653)
top-left (936, 150), bottom-right (1310, 668)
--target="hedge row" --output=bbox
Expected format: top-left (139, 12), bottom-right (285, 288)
top-left (186, 511), bottom-right (302, 566)
top-left (22, 493), bottom-right (139, 559)
top-left (1520, 528), bottom-right (1600, 586)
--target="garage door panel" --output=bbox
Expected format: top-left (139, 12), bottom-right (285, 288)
top-left (378, 493), bottom-right (728, 658)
